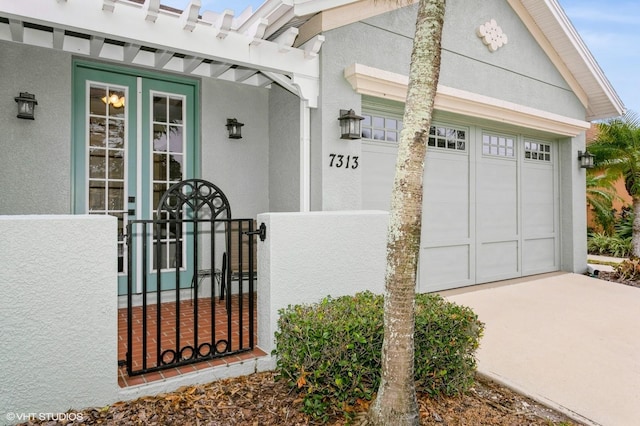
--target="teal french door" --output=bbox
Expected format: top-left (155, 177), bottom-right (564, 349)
top-left (73, 61), bottom-right (199, 295)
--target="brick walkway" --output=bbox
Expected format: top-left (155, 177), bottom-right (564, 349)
top-left (117, 293), bottom-right (263, 387)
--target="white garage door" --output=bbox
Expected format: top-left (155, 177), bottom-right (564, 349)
top-left (361, 116), bottom-right (559, 292)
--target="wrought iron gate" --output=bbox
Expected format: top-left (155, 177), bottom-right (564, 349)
top-left (123, 179), bottom-right (264, 376)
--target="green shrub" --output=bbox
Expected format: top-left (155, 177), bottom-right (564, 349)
top-left (273, 291), bottom-right (484, 422)
top-left (413, 294), bottom-right (483, 396)
top-left (615, 208), bottom-right (634, 240)
top-left (587, 232), bottom-right (632, 257)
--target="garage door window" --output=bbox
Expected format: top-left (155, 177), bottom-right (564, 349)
top-left (361, 113), bottom-right (402, 142)
top-left (524, 141), bottom-right (551, 162)
top-left (482, 133), bottom-right (515, 157)
top-left (428, 126), bottom-right (467, 151)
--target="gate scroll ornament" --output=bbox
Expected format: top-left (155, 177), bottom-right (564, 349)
top-left (157, 178), bottom-right (232, 219)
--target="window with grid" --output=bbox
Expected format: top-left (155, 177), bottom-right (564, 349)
top-left (524, 141), bottom-right (551, 162)
top-left (361, 113), bottom-right (403, 142)
top-left (428, 126), bottom-right (467, 151)
top-left (482, 133), bottom-right (515, 157)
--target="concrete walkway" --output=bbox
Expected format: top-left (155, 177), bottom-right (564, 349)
top-left (443, 273), bottom-right (640, 426)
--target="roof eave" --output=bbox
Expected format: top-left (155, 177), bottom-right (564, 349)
top-left (516, 0), bottom-right (625, 121)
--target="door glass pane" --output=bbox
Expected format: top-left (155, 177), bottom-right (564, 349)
top-left (169, 154), bottom-right (183, 181)
top-left (153, 123), bottom-right (167, 150)
top-left (109, 151), bottom-right (124, 179)
top-left (153, 182), bottom-right (168, 210)
top-left (89, 180), bottom-right (106, 210)
top-left (89, 117), bottom-right (106, 147)
top-left (89, 148), bottom-right (105, 179)
top-left (108, 181), bottom-right (124, 211)
top-left (108, 90), bottom-right (126, 118)
top-left (87, 83), bottom-right (128, 273)
top-left (153, 96), bottom-right (167, 122)
top-left (169, 98), bottom-right (183, 124)
top-left (169, 126), bottom-right (183, 153)
top-left (89, 86), bottom-right (107, 116)
top-left (154, 153), bottom-right (168, 181)
top-left (151, 92), bottom-right (186, 271)
top-left (109, 118), bottom-right (125, 149)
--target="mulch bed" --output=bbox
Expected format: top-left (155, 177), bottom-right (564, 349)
top-left (21, 372), bottom-right (580, 426)
top-left (595, 270), bottom-right (640, 288)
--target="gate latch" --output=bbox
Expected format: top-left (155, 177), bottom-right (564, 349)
top-left (243, 222), bottom-right (267, 241)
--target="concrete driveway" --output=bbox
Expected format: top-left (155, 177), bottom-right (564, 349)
top-left (443, 272), bottom-right (640, 426)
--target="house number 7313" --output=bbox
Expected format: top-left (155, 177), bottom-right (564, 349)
top-left (329, 154), bottom-right (359, 169)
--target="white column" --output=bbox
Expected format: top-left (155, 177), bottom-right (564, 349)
top-left (300, 100), bottom-right (311, 212)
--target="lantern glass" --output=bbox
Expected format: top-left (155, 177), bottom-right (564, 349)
top-left (226, 118), bottom-right (244, 139)
top-left (338, 109), bottom-right (364, 140)
top-left (15, 92), bottom-right (38, 120)
top-left (578, 150), bottom-right (595, 169)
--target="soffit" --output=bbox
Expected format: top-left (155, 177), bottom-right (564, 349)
top-left (509, 0), bottom-right (624, 121)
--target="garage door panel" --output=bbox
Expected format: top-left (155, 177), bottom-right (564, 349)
top-left (423, 152), bottom-right (469, 240)
top-left (523, 237), bottom-right (557, 274)
top-left (477, 240), bottom-right (519, 282)
top-left (419, 244), bottom-right (472, 291)
top-left (522, 164), bottom-right (556, 235)
top-left (361, 143), bottom-right (397, 210)
top-left (476, 160), bottom-right (518, 240)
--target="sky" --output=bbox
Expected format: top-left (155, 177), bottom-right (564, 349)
top-left (161, 0), bottom-right (639, 115)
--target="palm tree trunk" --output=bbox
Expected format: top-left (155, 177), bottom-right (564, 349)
top-left (632, 196), bottom-right (640, 257)
top-left (367, 0), bottom-right (445, 424)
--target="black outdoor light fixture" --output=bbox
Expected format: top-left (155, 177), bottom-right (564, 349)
top-left (578, 150), bottom-right (595, 169)
top-left (14, 92), bottom-right (38, 120)
top-left (338, 109), bottom-right (364, 140)
top-left (226, 118), bottom-right (244, 139)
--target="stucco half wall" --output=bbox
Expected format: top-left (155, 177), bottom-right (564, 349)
top-left (0, 215), bottom-right (119, 420)
top-left (257, 211), bottom-right (388, 354)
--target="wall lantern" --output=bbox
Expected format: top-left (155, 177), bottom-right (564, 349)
top-left (14, 92), bottom-right (38, 120)
top-left (338, 109), bottom-right (364, 140)
top-left (578, 150), bottom-right (595, 169)
top-left (226, 118), bottom-right (244, 139)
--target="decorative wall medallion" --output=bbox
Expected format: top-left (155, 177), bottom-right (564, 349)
top-left (477, 19), bottom-right (508, 52)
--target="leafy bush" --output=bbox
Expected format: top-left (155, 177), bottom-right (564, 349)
top-left (587, 232), bottom-right (632, 258)
top-left (615, 257), bottom-right (640, 280)
top-left (615, 207), bottom-right (634, 240)
top-left (273, 291), bottom-right (484, 422)
top-left (413, 295), bottom-right (483, 396)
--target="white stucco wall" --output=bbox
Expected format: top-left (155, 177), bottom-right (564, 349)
top-left (256, 211), bottom-right (388, 353)
top-left (268, 84), bottom-right (301, 212)
top-left (200, 78), bottom-right (270, 219)
top-left (0, 215), bottom-right (119, 422)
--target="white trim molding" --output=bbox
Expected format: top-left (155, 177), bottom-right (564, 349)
top-left (344, 63), bottom-right (590, 137)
